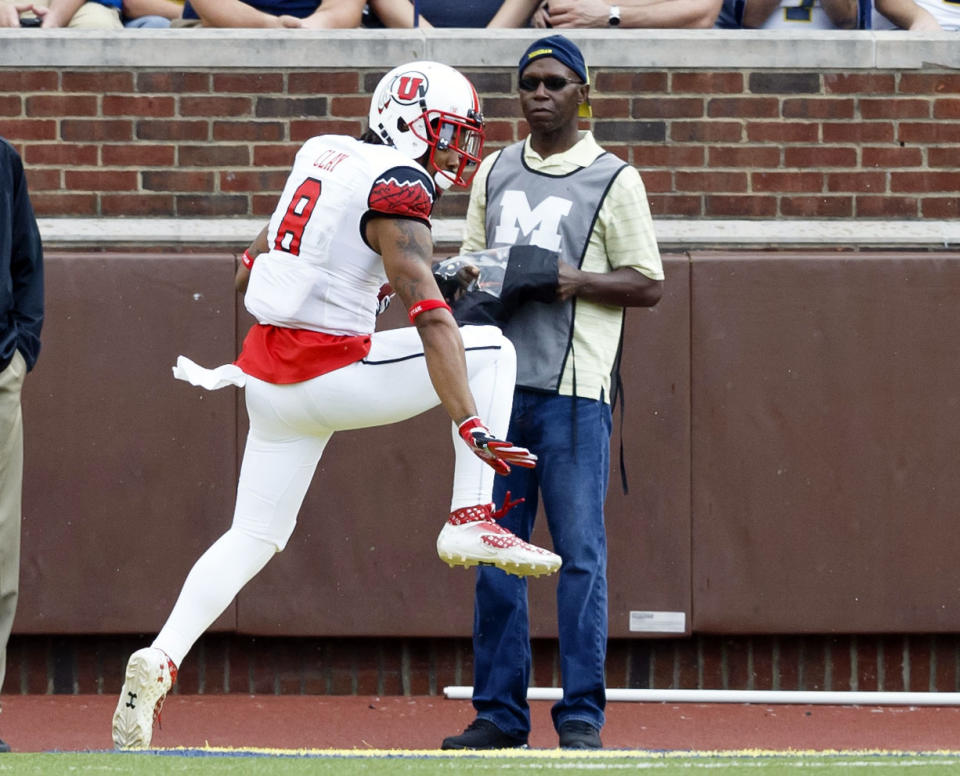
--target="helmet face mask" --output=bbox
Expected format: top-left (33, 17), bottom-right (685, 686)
top-left (370, 62), bottom-right (485, 189)
top-left (415, 108), bottom-right (484, 189)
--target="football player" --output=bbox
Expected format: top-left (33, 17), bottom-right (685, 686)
top-left (112, 61), bottom-right (560, 750)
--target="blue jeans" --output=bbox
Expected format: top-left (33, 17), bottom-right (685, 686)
top-left (472, 389), bottom-right (611, 738)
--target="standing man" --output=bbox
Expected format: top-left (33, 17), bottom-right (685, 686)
top-left (112, 61), bottom-right (560, 751)
top-left (441, 35), bottom-right (663, 750)
top-left (0, 138), bottom-right (44, 755)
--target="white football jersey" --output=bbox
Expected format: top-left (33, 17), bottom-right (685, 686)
top-left (244, 135), bottom-right (435, 336)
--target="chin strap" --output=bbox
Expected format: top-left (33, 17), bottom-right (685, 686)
top-left (434, 170), bottom-right (455, 191)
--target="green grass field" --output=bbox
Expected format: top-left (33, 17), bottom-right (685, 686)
top-left (3, 750), bottom-right (960, 775)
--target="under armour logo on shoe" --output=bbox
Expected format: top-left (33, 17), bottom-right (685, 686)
top-left (125, 692), bottom-right (137, 709)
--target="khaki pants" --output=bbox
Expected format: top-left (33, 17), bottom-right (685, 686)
top-left (0, 351), bottom-right (25, 694)
top-left (1, 0), bottom-right (123, 28)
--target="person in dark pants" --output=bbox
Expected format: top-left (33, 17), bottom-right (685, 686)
top-left (441, 35), bottom-right (664, 750)
top-left (0, 138), bottom-right (45, 755)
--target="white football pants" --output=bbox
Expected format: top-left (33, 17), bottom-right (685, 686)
top-left (154, 324), bottom-right (515, 667)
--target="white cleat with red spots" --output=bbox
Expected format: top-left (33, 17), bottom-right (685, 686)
top-left (437, 504), bottom-right (561, 578)
top-left (112, 647), bottom-right (178, 750)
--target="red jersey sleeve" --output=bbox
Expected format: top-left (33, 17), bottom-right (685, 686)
top-left (367, 165), bottom-right (435, 227)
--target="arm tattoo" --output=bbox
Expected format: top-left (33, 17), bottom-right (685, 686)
top-left (391, 219), bottom-right (435, 301)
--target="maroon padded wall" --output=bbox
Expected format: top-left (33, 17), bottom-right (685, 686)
top-left (22, 250), bottom-right (960, 639)
top-left (604, 256), bottom-right (691, 639)
top-left (690, 251), bottom-right (960, 633)
top-left (19, 253), bottom-right (240, 634)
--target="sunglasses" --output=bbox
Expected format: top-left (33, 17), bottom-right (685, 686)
top-left (518, 76), bottom-right (584, 92)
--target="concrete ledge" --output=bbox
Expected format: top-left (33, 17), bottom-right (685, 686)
top-left (36, 217), bottom-right (464, 247)
top-left (873, 30), bottom-right (960, 69)
top-left (37, 218), bottom-right (960, 250)
top-left (1, 29), bottom-right (957, 70)
top-left (652, 219), bottom-right (960, 249)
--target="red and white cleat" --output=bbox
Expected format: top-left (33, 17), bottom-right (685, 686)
top-left (112, 647), bottom-right (178, 749)
top-left (437, 503), bottom-right (561, 578)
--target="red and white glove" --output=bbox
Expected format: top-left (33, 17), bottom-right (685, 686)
top-left (458, 416), bottom-right (537, 476)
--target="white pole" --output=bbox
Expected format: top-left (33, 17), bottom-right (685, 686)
top-left (443, 686), bottom-right (960, 706)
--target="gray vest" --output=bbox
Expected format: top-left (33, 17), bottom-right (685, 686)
top-left (485, 141), bottom-right (626, 392)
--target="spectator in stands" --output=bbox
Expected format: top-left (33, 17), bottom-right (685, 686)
top-left (122, 0), bottom-right (182, 27)
top-left (531, 0), bottom-right (721, 27)
top-left (714, 0), bottom-right (870, 27)
top-left (0, 0), bottom-right (123, 27)
top-left (0, 138), bottom-right (44, 755)
top-left (873, 0), bottom-right (948, 29)
top-left (364, 0), bottom-right (538, 27)
top-left (177, 0), bottom-right (363, 27)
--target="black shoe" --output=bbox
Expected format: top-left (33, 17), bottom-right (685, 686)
top-left (441, 718), bottom-right (528, 750)
top-left (0, 738), bottom-right (10, 753)
top-left (558, 720), bottom-right (602, 749)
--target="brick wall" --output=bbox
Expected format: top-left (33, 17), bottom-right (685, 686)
top-left (7, 633), bottom-right (960, 695)
top-left (2, 67), bottom-right (958, 223)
